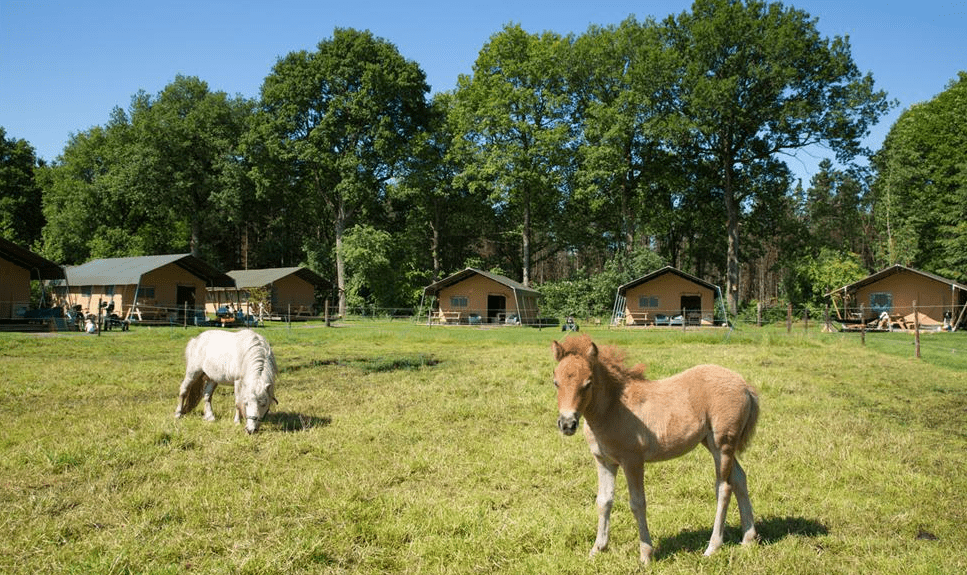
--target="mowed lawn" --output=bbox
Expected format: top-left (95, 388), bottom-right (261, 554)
top-left (1, 322), bottom-right (965, 574)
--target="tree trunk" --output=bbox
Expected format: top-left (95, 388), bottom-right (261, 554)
top-left (522, 186), bottom-right (531, 287)
top-left (335, 200), bottom-right (347, 317)
top-left (724, 162), bottom-right (740, 316)
top-left (190, 215), bottom-right (202, 258)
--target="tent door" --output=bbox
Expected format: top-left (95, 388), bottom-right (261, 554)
top-left (681, 295), bottom-right (702, 326)
top-left (487, 294), bottom-right (506, 323)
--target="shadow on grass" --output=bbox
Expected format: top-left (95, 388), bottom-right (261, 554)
top-left (282, 355), bottom-right (440, 374)
top-left (657, 515), bottom-right (828, 559)
top-left (266, 410), bottom-right (332, 432)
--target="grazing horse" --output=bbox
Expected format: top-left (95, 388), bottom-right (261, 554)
top-left (551, 334), bottom-right (759, 563)
top-left (174, 329), bottom-right (278, 434)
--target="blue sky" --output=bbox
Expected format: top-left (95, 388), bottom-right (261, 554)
top-left (2, 0), bottom-right (965, 184)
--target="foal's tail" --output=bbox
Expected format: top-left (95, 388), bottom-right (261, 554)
top-left (736, 387), bottom-right (760, 454)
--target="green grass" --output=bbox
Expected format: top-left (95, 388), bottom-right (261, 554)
top-left (1, 322), bottom-right (965, 574)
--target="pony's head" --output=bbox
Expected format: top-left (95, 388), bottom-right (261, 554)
top-left (551, 335), bottom-right (598, 436)
top-left (237, 379), bottom-right (277, 434)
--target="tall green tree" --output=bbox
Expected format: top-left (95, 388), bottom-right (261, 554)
top-left (127, 75), bottom-right (253, 265)
top-left (569, 17), bottom-right (679, 255)
top-left (0, 127), bottom-right (45, 247)
top-left (394, 93), bottom-right (490, 282)
top-left (451, 24), bottom-right (575, 286)
top-left (661, 0), bottom-right (892, 313)
top-left (253, 28), bottom-right (430, 315)
top-left (872, 71), bottom-right (967, 281)
top-left (39, 77), bottom-right (251, 268)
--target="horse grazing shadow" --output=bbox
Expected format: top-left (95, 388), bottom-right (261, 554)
top-left (265, 411), bottom-right (332, 433)
top-left (657, 516), bottom-right (828, 559)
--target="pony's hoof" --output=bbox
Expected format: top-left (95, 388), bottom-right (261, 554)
top-left (639, 543), bottom-right (653, 564)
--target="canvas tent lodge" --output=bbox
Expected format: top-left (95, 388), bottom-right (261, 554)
top-left (0, 238), bottom-right (65, 327)
top-left (51, 254), bottom-right (234, 325)
top-left (423, 268), bottom-right (540, 325)
top-left (614, 266), bottom-right (723, 327)
top-left (826, 265), bottom-right (967, 331)
top-left (207, 267), bottom-right (331, 322)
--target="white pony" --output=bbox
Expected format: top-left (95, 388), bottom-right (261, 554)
top-left (174, 329), bottom-right (278, 434)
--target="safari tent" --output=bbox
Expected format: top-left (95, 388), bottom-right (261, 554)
top-left (423, 268), bottom-right (540, 325)
top-left (52, 254), bottom-right (234, 324)
top-left (207, 267), bottom-right (331, 319)
top-left (826, 265), bottom-right (967, 330)
top-left (0, 238), bottom-right (65, 320)
top-left (614, 266), bottom-right (723, 326)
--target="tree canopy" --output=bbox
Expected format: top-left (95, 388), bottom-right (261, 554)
top-left (12, 4), bottom-right (935, 318)
top-left (872, 71), bottom-right (967, 282)
top-left (252, 28), bottom-right (431, 314)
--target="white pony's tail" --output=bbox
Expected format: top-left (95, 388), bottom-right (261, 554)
top-left (179, 375), bottom-right (207, 414)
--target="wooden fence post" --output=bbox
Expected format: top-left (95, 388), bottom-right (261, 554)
top-left (787, 302), bottom-right (792, 334)
top-left (914, 300), bottom-right (921, 359)
top-left (757, 302), bottom-right (762, 328)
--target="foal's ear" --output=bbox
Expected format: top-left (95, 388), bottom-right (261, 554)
top-left (587, 342), bottom-right (598, 360)
top-left (551, 340), bottom-right (564, 362)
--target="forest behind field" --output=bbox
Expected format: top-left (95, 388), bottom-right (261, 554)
top-left (2, 0), bottom-right (965, 319)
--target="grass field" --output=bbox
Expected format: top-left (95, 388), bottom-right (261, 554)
top-left (1, 321), bottom-right (965, 574)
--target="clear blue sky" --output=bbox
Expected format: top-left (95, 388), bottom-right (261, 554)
top-left (2, 0), bottom-right (965, 183)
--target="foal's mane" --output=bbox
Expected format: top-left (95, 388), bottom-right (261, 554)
top-left (558, 334), bottom-right (647, 390)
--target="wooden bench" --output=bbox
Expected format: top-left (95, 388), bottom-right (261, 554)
top-left (625, 311), bottom-right (652, 326)
top-left (431, 310), bottom-right (461, 324)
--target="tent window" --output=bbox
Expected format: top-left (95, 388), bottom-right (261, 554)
top-left (869, 292), bottom-right (892, 314)
top-left (638, 295), bottom-right (659, 308)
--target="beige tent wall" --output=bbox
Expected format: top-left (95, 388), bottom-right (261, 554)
top-left (63, 263), bottom-right (207, 322)
top-left (0, 256), bottom-right (31, 319)
top-left (271, 275), bottom-right (316, 314)
top-left (436, 274), bottom-right (536, 323)
top-left (64, 283), bottom-right (130, 317)
top-left (623, 274), bottom-right (715, 325)
top-left (853, 271), bottom-right (953, 324)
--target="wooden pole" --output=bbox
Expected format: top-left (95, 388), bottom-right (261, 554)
top-left (787, 302), bottom-right (792, 334)
top-left (804, 308), bottom-right (809, 333)
top-left (914, 300), bottom-right (921, 359)
top-left (325, 297), bottom-right (331, 327)
top-left (860, 304), bottom-right (865, 346)
top-left (757, 301), bottom-right (762, 328)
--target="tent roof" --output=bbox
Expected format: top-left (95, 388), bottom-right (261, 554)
top-left (423, 268), bottom-right (540, 297)
top-left (61, 254), bottom-right (234, 287)
top-left (223, 267), bottom-right (331, 290)
top-left (826, 264), bottom-right (967, 297)
top-left (0, 237), bottom-right (65, 280)
top-left (617, 266), bottom-right (720, 295)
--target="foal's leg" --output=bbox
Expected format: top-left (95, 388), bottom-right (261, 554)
top-left (622, 461), bottom-right (654, 564)
top-left (202, 376), bottom-right (219, 421)
top-left (730, 460), bottom-right (757, 546)
top-left (705, 443), bottom-right (735, 556)
top-left (589, 455), bottom-right (618, 558)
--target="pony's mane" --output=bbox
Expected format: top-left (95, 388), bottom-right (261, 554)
top-left (558, 334), bottom-right (647, 389)
top-left (238, 331), bottom-right (278, 388)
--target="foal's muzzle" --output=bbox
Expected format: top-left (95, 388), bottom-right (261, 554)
top-left (558, 413), bottom-right (580, 436)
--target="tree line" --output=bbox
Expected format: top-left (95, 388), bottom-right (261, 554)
top-left (2, 0), bottom-right (964, 320)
